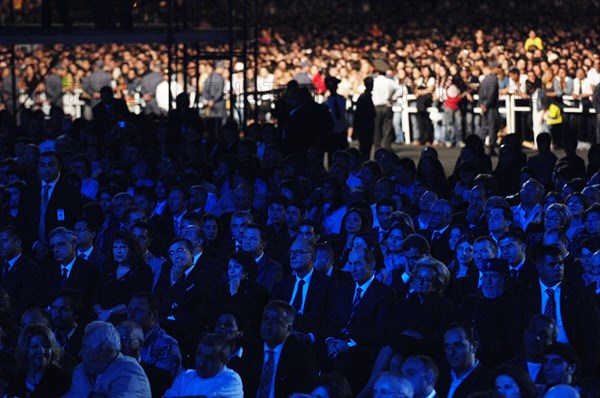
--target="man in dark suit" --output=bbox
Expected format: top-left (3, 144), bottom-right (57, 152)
top-left (180, 225), bottom-right (223, 281)
top-left (236, 300), bottom-right (318, 398)
top-left (161, 186), bottom-right (190, 242)
top-left (271, 238), bottom-right (334, 345)
top-left (401, 355), bottom-right (439, 398)
top-left (216, 210), bottom-right (253, 265)
top-left (73, 217), bottom-right (108, 271)
top-left (0, 226), bottom-right (41, 320)
top-left (419, 199), bottom-right (453, 265)
top-left (43, 227), bottom-right (98, 314)
top-left (437, 323), bottom-right (495, 398)
top-left (508, 245), bottom-right (600, 376)
top-left (155, 238), bottom-right (216, 366)
top-left (314, 243), bottom-right (352, 288)
top-left (478, 62), bottom-right (500, 156)
top-left (242, 223), bottom-right (283, 292)
top-left (499, 230), bottom-right (537, 292)
top-left (543, 229), bottom-right (584, 284)
top-left (323, 246), bottom-right (396, 394)
top-left (18, 151), bottom-right (82, 257)
top-left (92, 86), bottom-right (130, 134)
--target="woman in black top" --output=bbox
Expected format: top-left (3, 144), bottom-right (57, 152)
top-left (93, 231), bottom-right (153, 323)
top-left (7, 324), bottom-right (71, 398)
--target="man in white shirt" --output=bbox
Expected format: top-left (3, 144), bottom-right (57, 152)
top-left (164, 333), bottom-right (243, 398)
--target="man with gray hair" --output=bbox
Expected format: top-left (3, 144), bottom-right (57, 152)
top-left (63, 321), bottom-right (151, 397)
top-left (42, 227), bottom-right (97, 311)
top-left (373, 371), bottom-right (414, 398)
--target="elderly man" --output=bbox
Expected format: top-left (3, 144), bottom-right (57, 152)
top-left (164, 333), bottom-right (243, 398)
top-left (63, 321), bottom-right (150, 397)
top-left (373, 372), bottom-right (414, 398)
top-left (271, 238), bottom-right (334, 345)
top-left (43, 227), bottom-right (98, 311)
top-left (117, 320), bottom-right (173, 398)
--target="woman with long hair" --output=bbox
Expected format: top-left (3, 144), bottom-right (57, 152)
top-left (7, 324), bottom-right (71, 398)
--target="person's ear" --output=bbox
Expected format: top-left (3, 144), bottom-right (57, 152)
top-left (567, 363), bottom-right (576, 376)
top-left (470, 340), bottom-right (479, 354)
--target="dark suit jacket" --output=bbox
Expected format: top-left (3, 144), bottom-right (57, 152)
top-left (42, 257), bottom-right (98, 310)
top-left (141, 360), bottom-right (173, 398)
top-left (324, 279), bottom-right (396, 347)
top-left (154, 261), bottom-right (216, 344)
top-left (507, 280), bottom-right (600, 375)
top-left (237, 337), bottom-right (318, 398)
top-left (437, 363), bottom-right (495, 398)
top-left (18, 177), bottom-right (82, 247)
top-left (271, 269), bottom-right (334, 340)
top-left (83, 246), bottom-right (108, 271)
top-left (255, 254), bottom-right (284, 292)
top-left (0, 254), bottom-right (41, 319)
top-left (92, 98), bottom-right (130, 133)
top-left (506, 260), bottom-right (538, 293)
top-left (419, 226), bottom-right (453, 265)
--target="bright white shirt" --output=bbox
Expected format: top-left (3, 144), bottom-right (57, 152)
top-left (164, 367), bottom-right (243, 398)
top-left (372, 74), bottom-right (402, 106)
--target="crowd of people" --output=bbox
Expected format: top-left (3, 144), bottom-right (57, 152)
top-left (0, 1), bottom-right (599, 397)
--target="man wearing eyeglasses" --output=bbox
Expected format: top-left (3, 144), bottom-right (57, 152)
top-left (323, 246), bottom-right (396, 395)
top-left (155, 237), bottom-right (216, 367)
top-left (271, 238), bottom-right (334, 346)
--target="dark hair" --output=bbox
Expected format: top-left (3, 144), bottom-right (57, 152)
top-left (244, 223), bottom-right (265, 242)
top-left (130, 291), bottom-right (160, 317)
top-left (445, 322), bottom-right (478, 344)
top-left (0, 225), bottom-right (20, 242)
top-left (376, 198), bottom-right (397, 212)
top-left (111, 231), bottom-right (144, 267)
top-left (169, 237), bottom-right (194, 253)
top-left (198, 333), bottom-right (231, 364)
top-left (341, 207), bottom-right (371, 235)
top-left (401, 234), bottom-right (430, 255)
top-left (227, 251), bottom-right (258, 279)
top-left (498, 229), bottom-right (525, 244)
top-left (536, 244), bottom-right (563, 262)
top-left (264, 300), bottom-right (296, 323)
top-left (495, 366), bottom-right (538, 398)
top-left (50, 289), bottom-right (83, 320)
top-left (314, 373), bottom-right (353, 398)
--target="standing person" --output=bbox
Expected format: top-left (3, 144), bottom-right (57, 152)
top-left (372, 60), bottom-right (401, 150)
top-left (18, 151), bottom-right (82, 259)
top-left (81, 61), bottom-right (111, 109)
top-left (354, 77), bottom-right (376, 161)
top-left (324, 76), bottom-right (349, 165)
top-left (203, 62), bottom-right (227, 143)
top-left (478, 62), bottom-right (500, 156)
top-left (45, 63), bottom-right (66, 111)
top-left (140, 62), bottom-right (164, 117)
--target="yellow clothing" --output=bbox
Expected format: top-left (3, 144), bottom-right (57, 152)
top-left (524, 37), bottom-right (543, 51)
top-left (546, 103), bottom-right (562, 125)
